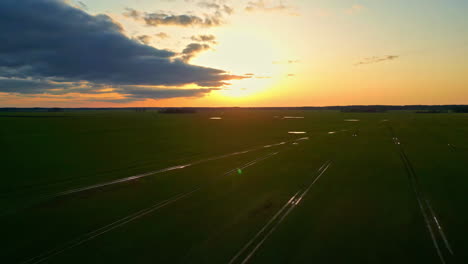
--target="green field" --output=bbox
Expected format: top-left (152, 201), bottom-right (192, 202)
top-left (1, 110), bottom-right (467, 263)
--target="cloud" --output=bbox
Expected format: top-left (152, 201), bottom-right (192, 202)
top-left (90, 86), bottom-right (220, 103)
top-left (74, 1), bottom-right (88, 11)
top-left (0, 78), bottom-right (97, 94)
top-left (155, 32), bottom-right (170, 39)
top-left (240, 73), bottom-right (270, 79)
top-left (222, 5), bottom-right (234, 15)
top-left (272, 60), bottom-right (300, 64)
top-left (135, 35), bottom-right (152, 44)
top-left (116, 86), bottom-right (219, 100)
top-left (190, 34), bottom-right (217, 44)
top-left (197, 1), bottom-right (234, 15)
top-left (355, 55), bottom-right (399, 66)
top-left (124, 8), bottom-right (223, 27)
top-left (198, 1), bottom-right (220, 9)
top-left (0, 77), bottom-right (220, 102)
top-left (0, 0), bottom-right (246, 102)
top-left (245, 0), bottom-right (298, 15)
top-left (122, 7), bottom-right (141, 19)
top-left (180, 43), bottom-right (211, 62)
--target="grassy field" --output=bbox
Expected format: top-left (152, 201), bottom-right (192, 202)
top-left (1, 109), bottom-right (467, 263)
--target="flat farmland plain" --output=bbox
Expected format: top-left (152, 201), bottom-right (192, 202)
top-left (1, 110), bottom-right (467, 263)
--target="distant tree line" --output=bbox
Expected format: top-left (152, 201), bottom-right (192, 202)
top-left (158, 108), bottom-right (197, 114)
top-left (2, 105), bottom-right (468, 113)
top-left (453, 106), bottom-right (468, 113)
top-left (340, 106), bottom-right (387, 113)
top-left (48, 107), bottom-right (64, 112)
top-left (415, 110), bottom-right (449, 114)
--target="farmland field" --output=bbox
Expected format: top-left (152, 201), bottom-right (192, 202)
top-left (1, 109), bottom-right (467, 263)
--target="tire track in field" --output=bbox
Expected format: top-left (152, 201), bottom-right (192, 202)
top-left (447, 144), bottom-right (457, 152)
top-left (20, 151), bottom-right (282, 264)
top-left (20, 189), bottom-right (199, 264)
top-left (228, 160), bottom-right (332, 264)
top-left (386, 124), bottom-right (454, 264)
top-left (47, 139), bottom-right (301, 199)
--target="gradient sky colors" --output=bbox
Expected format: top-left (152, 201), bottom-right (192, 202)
top-left (0, 0), bottom-right (467, 107)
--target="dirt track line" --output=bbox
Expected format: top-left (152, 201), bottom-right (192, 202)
top-left (220, 152), bottom-right (279, 178)
top-left (425, 198), bottom-right (454, 255)
top-left (51, 165), bottom-right (191, 197)
top-left (400, 149), bottom-right (446, 264)
top-left (227, 191), bottom-right (302, 264)
top-left (295, 161), bottom-right (332, 204)
top-left (21, 189), bottom-right (199, 264)
top-left (49, 140), bottom-right (299, 199)
top-left (22, 151), bottom-right (281, 264)
top-left (388, 124), bottom-right (452, 264)
top-left (240, 161), bottom-right (332, 264)
top-left (229, 161), bottom-right (332, 264)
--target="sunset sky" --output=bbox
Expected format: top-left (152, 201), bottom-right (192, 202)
top-left (1, 0), bottom-right (467, 107)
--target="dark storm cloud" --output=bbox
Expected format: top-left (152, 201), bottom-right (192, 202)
top-left (124, 8), bottom-right (223, 27)
top-left (355, 55), bottom-right (400, 66)
top-left (0, 0), bottom-right (245, 98)
top-left (0, 78), bottom-right (104, 95)
top-left (0, 77), bottom-right (219, 102)
top-left (0, 78), bottom-right (77, 94)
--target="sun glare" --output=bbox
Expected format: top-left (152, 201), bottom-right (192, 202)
top-left (216, 74), bottom-right (279, 101)
top-left (192, 28), bottom-right (290, 101)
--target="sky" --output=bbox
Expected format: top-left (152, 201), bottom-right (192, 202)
top-left (0, 0), bottom-right (467, 107)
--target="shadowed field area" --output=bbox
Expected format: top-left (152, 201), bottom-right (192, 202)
top-left (1, 109), bottom-right (467, 263)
